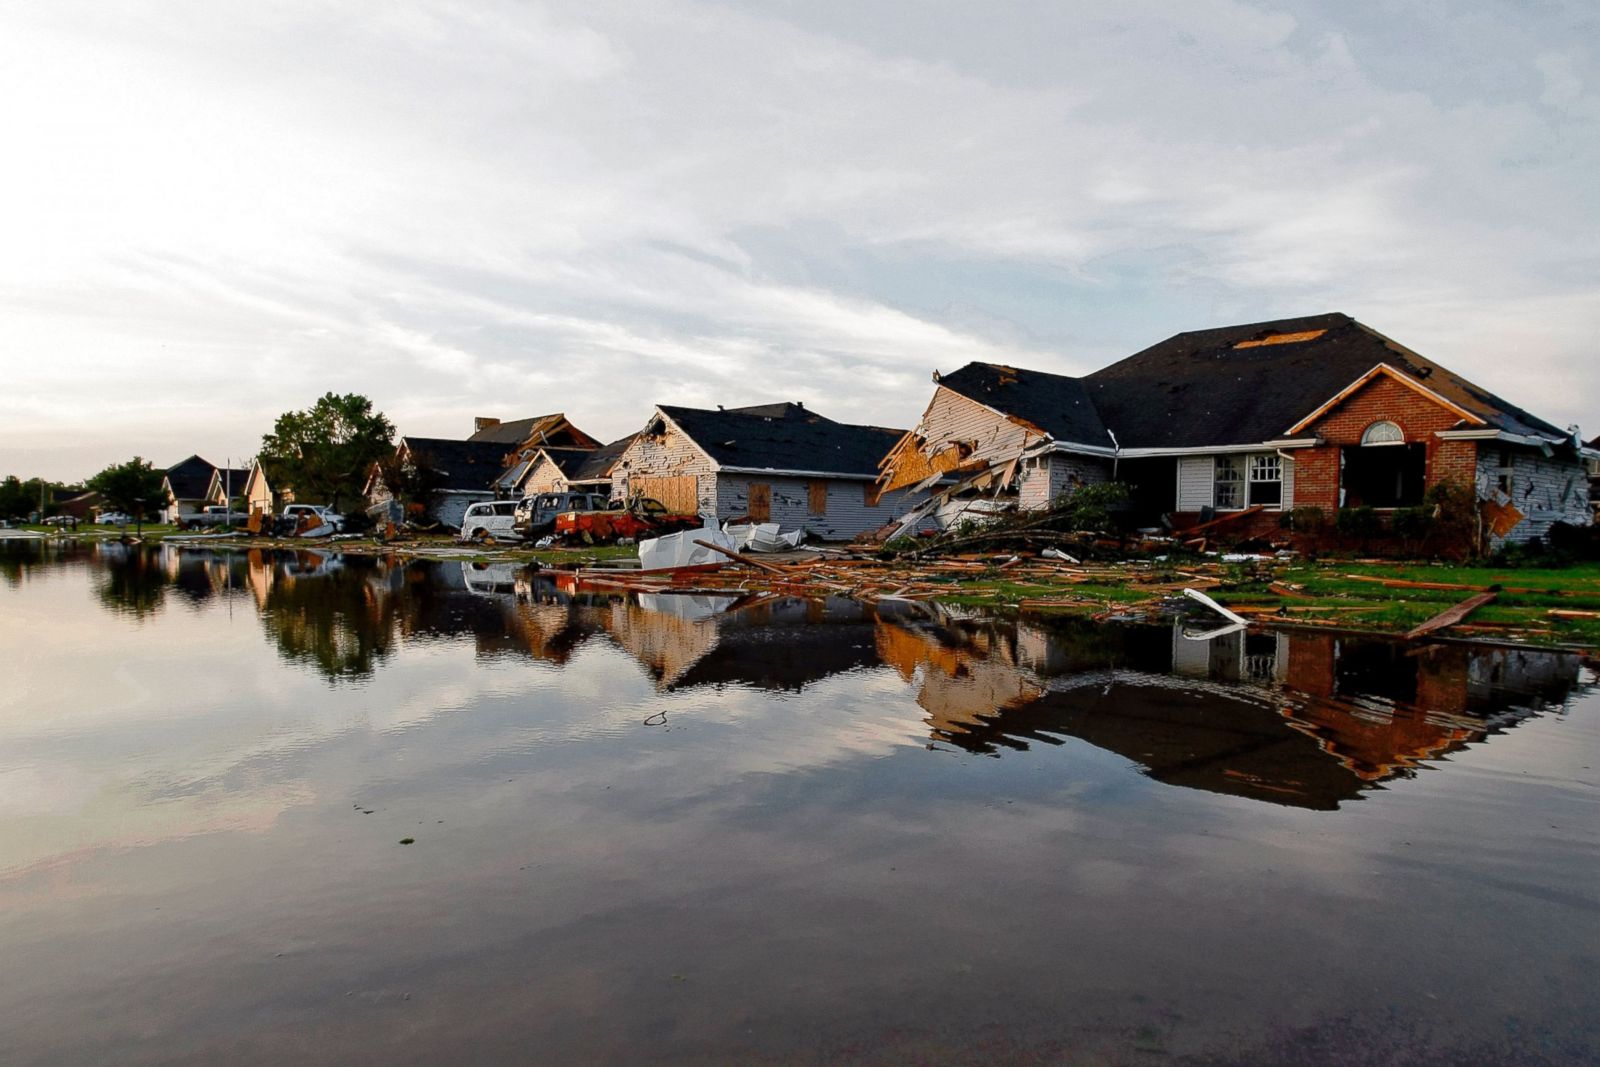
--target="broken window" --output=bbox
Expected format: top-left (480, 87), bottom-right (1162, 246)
top-left (1248, 454), bottom-right (1282, 507)
top-left (1214, 456), bottom-right (1244, 509)
top-left (1342, 443), bottom-right (1426, 507)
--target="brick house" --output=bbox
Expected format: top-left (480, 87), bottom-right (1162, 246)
top-left (610, 402), bottom-right (930, 541)
top-left (883, 313), bottom-right (1594, 547)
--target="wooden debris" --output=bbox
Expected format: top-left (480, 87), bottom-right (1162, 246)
top-left (1404, 592), bottom-right (1498, 640)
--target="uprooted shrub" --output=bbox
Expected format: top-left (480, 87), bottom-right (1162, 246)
top-left (1050, 481), bottom-right (1133, 532)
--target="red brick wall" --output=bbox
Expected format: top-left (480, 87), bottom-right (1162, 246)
top-left (1292, 447), bottom-right (1341, 511)
top-left (1295, 373), bottom-right (1479, 512)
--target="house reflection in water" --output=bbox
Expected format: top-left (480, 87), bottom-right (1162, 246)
top-left (72, 545), bottom-right (1593, 810)
top-left (878, 611), bottom-right (1585, 809)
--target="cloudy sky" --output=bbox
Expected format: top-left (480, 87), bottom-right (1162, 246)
top-left (2, 0), bottom-right (1596, 481)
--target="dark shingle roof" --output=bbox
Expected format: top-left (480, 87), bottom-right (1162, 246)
top-left (1084, 313), bottom-right (1568, 449)
top-left (400, 437), bottom-right (508, 491)
top-left (535, 447), bottom-right (598, 477)
top-left (468, 414), bottom-right (562, 445)
top-left (571, 433), bottom-right (638, 482)
top-left (165, 455), bottom-right (217, 501)
top-left (213, 468), bottom-right (250, 495)
top-left (936, 363), bottom-right (1108, 445)
top-left (658, 406), bottom-right (904, 477)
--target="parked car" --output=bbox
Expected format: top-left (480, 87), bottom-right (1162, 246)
top-left (512, 492), bottom-right (610, 539)
top-left (553, 497), bottom-right (700, 545)
top-left (43, 515), bottom-right (79, 529)
top-left (96, 511), bottom-right (131, 526)
top-left (458, 500), bottom-right (522, 542)
top-left (178, 505), bottom-right (248, 530)
top-left (280, 504), bottom-right (345, 533)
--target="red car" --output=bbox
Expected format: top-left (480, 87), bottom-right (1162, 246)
top-left (553, 498), bottom-right (700, 545)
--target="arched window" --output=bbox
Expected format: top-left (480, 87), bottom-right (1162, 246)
top-left (1361, 420), bottom-right (1404, 446)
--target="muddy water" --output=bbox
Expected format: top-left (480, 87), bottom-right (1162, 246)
top-left (1, 542), bottom-right (1596, 1065)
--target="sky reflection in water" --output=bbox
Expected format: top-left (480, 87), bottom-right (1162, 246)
top-left (1, 542), bottom-right (1597, 1066)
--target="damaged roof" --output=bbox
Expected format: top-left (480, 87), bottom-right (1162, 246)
top-left (657, 405), bottom-right (905, 477)
top-left (468, 413), bottom-right (590, 447)
top-left (936, 363), bottom-right (1108, 446)
top-left (1083, 313), bottom-right (1569, 449)
top-left (399, 437), bottom-right (508, 491)
top-left (164, 455), bottom-right (217, 501)
top-left (570, 433), bottom-right (638, 482)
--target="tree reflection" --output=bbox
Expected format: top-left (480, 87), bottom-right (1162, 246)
top-left (92, 542), bottom-right (170, 619)
top-left (256, 553), bottom-right (402, 680)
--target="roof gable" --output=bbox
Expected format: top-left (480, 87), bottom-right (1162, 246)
top-left (467, 413), bottom-right (600, 450)
top-left (164, 455), bottom-right (218, 501)
top-left (934, 363), bottom-right (1107, 445)
top-left (1085, 313), bottom-right (1568, 448)
top-left (400, 437), bottom-right (510, 491)
top-left (655, 405), bottom-right (905, 477)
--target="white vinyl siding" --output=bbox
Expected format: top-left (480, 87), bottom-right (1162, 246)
top-left (1176, 457), bottom-right (1214, 511)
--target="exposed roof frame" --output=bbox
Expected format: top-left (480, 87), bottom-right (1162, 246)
top-left (1287, 363), bottom-right (1486, 435)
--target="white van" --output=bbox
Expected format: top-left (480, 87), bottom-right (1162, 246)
top-left (458, 500), bottom-right (522, 542)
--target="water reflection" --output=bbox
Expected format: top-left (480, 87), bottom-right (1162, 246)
top-left (17, 540), bottom-right (1588, 812)
top-left (2, 539), bottom-right (1597, 1065)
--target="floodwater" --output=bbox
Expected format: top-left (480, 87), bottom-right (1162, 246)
top-left (1, 542), bottom-right (1597, 1066)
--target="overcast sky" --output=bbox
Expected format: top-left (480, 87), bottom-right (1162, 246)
top-left (2, 0), bottom-right (1596, 481)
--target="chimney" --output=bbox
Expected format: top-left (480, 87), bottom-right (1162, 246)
top-left (475, 417), bottom-right (501, 434)
top-left (796, 400), bottom-right (804, 409)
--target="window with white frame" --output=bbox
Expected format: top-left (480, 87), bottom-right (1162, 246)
top-left (1249, 454), bottom-right (1282, 507)
top-left (1361, 420), bottom-right (1404, 446)
top-left (1214, 456), bottom-right (1244, 509)
top-left (1214, 453), bottom-right (1282, 510)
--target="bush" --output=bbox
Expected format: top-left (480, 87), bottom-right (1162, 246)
top-left (1280, 506), bottom-right (1326, 533)
top-left (1335, 506), bottom-right (1382, 539)
top-left (1054, 481), bottom-right (1132, 532)
top-left (1390, 505), bottom-right (1434, 542)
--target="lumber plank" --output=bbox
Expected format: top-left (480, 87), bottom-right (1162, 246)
top-left (1404, 592), bottom-right (1497, 640)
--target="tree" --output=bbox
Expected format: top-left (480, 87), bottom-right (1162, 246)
top-left (374, 446), bottom-right (445, 517)
top-left (87, 458), bottom-right (167, 532)
top-left (259, 393), bottom-right (395, 512)
top-left (0, 476), bottom-right (31, 521)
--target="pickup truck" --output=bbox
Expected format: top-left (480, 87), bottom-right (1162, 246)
top-left (553, 497), bottom-right (700, 545)
top-left (177, 505), bottom-right (249, 530)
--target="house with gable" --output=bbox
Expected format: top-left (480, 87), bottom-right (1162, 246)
top-left (366, 436), bottom-right (510, 529)
top-left (502, 434), bottom-right (639, 501)
top-left (882, 313), bottom-right (1594, 547)
top-left (366, 414), bottom-right (603, 528)
top-left (160, 455), bottom-right (221, 523)
top-left (205, 465), bottom-right (251, 509)
top-left (611, 401), bottom-right (929, 540)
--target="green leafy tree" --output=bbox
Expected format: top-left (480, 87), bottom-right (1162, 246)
top-left (87, 458), bottom-right (167, 532)
top-left (0, 476), bottom-right (31, 521)
top-left (259, 393), bottom-right (395, 512)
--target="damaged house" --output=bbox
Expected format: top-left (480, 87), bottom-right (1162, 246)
top-left (611, 402), bottom-right (929, 541)
top-left (367, 436), bottom-right (516, 529)
top-left (368, 414), bottom-right (602, 529)
top-left (882, 313), bottom-right (1594, 547)
top-left (497, 434), bottom-right (639, 501)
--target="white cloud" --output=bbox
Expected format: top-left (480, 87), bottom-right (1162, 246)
top-left (0, 0), bottom-right (1596, 479)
